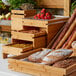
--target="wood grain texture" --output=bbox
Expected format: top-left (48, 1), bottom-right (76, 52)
top-left (36, 0), bottom-right (71, 16)
top-left (64, 0), bottom-right (71, 16)
top-left (11, 30), bottom-right (46, 41)
top-left (8, 48), bottom-right (76, 76)
top-left (36, 0), bottom-right (64, 8)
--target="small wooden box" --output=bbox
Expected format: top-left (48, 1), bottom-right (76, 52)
top-left (2, 43), bottom-right (33, 58)
top-left (8, 48), bottom-right (76, 76)
top-left (11, 9), bottom-right (36, 30)
top-left (12, 34), bottom-right (46, 49)
top-left (11, 30), bottom-right (46, 41)
top-left (2, 36), bottom-right (46, 59)
top-left (11, 9), bottom-right (36, 18)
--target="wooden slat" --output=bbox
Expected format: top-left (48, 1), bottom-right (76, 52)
top-left (11, 30), bottom-right (46, 40)
top-left (64, 0), bottom-right (71, 16)
top-left (36, 0), bottom-right (64, 8)
top-left (11, 14), bottom-right (24, 18)
top-left (3, 43), bottom-right (33, 55)
top-left (11, 18), bottom-right (23, 31)
top-left (23, 17), bottom-right (69, 28)
top-left (11, 10), bottom-right (24, 14)
top-left (36, 0), bottom-right (71, 16)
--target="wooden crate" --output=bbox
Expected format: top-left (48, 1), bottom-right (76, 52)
top-left (36, 0), bottom-right (71, 16)
top-left (2, 43), bottom-right (33, 58)
top-left (11, 20), bottom-right (66, 45)
top-left (22, 16), bottom-right (69, 28)
top-left (11, 9), bottom-right (36, 18)
top-left (8, 48), bottom-right (76, 76)
top-left (2, 35), bottom-right (46, 59)
top-left (11, 29), bottom-right (46, 41)
top-left (12, 20), bottom-right (68, 45)
top-left (11, 9), bottom-right (36, 30)
top-left (12, 34), bottom-right (46, 48)
top-left (11, 15), bottom-right (69, 31)
top-left (22, 16), bottom-right (69, 44)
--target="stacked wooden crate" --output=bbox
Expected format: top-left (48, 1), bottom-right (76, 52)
top-left (2, 10), bottom-right (69, 59)
top-left (2, 10), bottom-right (37, 58)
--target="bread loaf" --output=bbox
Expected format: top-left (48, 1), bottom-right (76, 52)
top-left (53, 56), bottom-right (76, 68)
top-left (28, 49), bottom-right (52, 63)
top-left (41, 49), bottom-right (73, 65)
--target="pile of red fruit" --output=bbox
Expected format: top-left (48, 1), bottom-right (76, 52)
top-left (4, 17), bottom-right (11, 20)
top-left (34, 9), bottom-right (54, 20)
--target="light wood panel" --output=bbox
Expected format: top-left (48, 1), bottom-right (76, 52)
top-left (36, 0), bottom-right (71, 16)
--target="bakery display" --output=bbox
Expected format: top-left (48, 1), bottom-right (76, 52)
top-left (53, 56), bottom-right (76, 68)
top-left (28, 49), bottom-right (52, 63)
top-left (1, 7), bottom-right (76, 76)
top-left (72, 41), bottom-right (76, 49)
top-left (41, 49), bottom-right (73, 65)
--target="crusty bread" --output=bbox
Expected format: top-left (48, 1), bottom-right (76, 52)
top-left (41, 49), bottom-right (73, 65)
top-left (28, 49), bottom-right (52, 63)
top-left (53, 56), bottom-right (76, 68)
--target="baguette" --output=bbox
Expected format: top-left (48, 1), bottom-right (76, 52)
top-left (62, 28), bottom-right (76, 48)
top-left (51, 10), bottom-right (76, 49)
top-left (56, 19), bottom-right (76, 49)
top-left (65, 32), bottom-right (76, 49)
